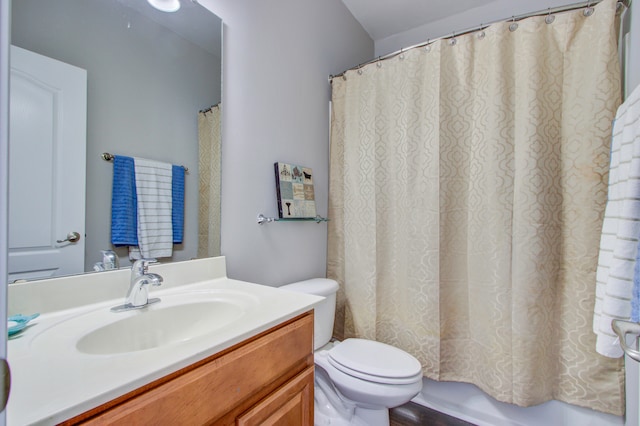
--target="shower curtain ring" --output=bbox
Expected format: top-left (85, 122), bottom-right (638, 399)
top-left (584, 2), bottom-right (594, 16)
top-left (545, 8), bottom-right (555, 24)
top-left (477, 25), bottom-right (486, 39)
top-left (509, 16), bottom-right (519, 32)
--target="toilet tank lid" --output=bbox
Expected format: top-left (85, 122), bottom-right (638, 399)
top-left (280, 278), bottom-right (339, 297)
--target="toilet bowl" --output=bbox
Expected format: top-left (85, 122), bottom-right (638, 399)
top-left (280, 279), bottom-right (423, 426)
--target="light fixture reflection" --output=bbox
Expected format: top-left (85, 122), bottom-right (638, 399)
top-left (147, 0), bottom-right (181, 12)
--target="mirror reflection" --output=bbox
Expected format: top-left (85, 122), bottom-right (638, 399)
top-left (9, 0), bottom-right (222, 281)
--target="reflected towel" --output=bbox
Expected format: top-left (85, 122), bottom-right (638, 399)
top-left (172, 165), bottom-right (184, 244)
top-left (594, 84), bottom-right (640, 357)
top-left (110, 155), bottom-right (138, 246)
top-left (132, 157), bottom-right (173, 259)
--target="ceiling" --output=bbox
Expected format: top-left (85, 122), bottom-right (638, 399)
top-left (341, 0), bottom-right (500, 41)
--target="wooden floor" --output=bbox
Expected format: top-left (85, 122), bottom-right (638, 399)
top-left (390, 402), bottom-right (476, 426)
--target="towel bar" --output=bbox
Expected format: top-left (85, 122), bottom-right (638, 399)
top-left (101, 152), bottom-right (188, 173)
top-left (612, 319), bottom-right (640, 362)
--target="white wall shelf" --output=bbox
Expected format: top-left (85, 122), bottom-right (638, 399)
top-left (257, 214), bottom-right (329, 225)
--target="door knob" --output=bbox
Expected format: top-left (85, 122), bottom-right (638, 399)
top-left (56, 231), bottom-right (81, 243)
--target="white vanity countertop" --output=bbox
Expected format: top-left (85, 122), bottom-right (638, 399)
top-left (6, 260), bottom-right (322, 425)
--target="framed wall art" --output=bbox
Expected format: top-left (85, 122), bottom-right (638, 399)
top-left (274, 162), bottom-right (317, 219)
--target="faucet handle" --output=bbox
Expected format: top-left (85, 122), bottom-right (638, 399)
top-left (131, 258), bottom-right (157, 275)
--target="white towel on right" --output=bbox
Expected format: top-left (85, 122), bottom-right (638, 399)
top-left (130, 157), bottom-right (173, 259)
top-left (594, 84), bottom-right (640, 358)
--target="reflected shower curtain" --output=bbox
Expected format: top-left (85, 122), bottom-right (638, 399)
top-left (198, 104), bottom-right (222, 258)
top-left (328, 0), bottom-right (624, 415)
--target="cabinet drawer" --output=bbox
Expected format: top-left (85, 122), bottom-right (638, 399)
top-left (236, 366), bottom-right (314, 426)
top-left (79, 313), bottom-right (313, 425)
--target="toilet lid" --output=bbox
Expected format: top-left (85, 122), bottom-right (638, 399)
top-left (328, 338), bottom-right (422, 385)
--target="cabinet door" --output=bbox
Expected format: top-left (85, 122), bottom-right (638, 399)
top-left (236, 366), bottom-right (314, 426)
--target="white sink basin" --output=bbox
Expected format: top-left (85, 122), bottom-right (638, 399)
top-left (31, 290), bottom-right (260, 355)
top-left (77, 300), bottom-right (243, 354)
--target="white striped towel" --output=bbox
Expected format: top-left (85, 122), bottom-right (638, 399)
top-left (129, 157), bottom-right (173, 260)
top-left (594, 84), bottom-right (640, 358)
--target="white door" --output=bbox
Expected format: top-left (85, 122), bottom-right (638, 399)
top-left (8, 46), bottom-right (87, 281)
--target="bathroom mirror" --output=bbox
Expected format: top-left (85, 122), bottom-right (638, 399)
top-left (8, 0), bottom-right (222, 281)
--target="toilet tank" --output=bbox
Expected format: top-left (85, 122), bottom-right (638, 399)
top-left (279, 278), bottom-right (339, 350)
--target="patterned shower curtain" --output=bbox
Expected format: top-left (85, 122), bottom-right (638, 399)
top-left (198, 104), bottom-right (222, 258)
top-left (328, 0), bottom-right (624, 415)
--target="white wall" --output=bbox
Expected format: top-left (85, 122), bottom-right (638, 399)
top-left (199, 0), bottom-right (373, 286)
top-left (625, 0), bottom-right (640, 92)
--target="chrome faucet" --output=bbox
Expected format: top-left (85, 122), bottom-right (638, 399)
top-left (111, 259), bottom-right (163, 312)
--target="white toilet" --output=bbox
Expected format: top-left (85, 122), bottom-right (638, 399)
top-left (280, 278), bottom-right (423, 426)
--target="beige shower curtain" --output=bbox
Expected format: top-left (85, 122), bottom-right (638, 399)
top-left (328, 0), bottom-right (625, 415)
top-left (198, 104), bottom-right (222, 258)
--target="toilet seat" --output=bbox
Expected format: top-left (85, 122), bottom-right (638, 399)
top-left (327, 339), bottom-right (422, 385)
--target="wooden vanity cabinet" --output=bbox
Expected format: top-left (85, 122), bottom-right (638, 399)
top-left (65, 312), bottom-right (314, 426)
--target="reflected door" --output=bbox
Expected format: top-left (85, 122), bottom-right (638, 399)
top-left (8, 46), bottom-right (87, 281)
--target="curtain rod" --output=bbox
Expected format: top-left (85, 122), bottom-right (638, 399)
top-left (329, 0), bottom-right (631, 82)
top-left (199, 102), bottom-right (220, 114)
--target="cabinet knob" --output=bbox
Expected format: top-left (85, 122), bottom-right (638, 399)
top-left (0, 358), bottom-right (11, 412)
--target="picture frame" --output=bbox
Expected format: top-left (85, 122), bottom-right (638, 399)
top-left (274, 162), bottom-right (317, 219)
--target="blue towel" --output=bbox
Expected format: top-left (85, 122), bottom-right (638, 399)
top-left (172, 165), bottom-right (185, 244)
top-left (111, 155), bottom-right (138, 246)
top-left (632, 238), bottom-right (640, 322)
